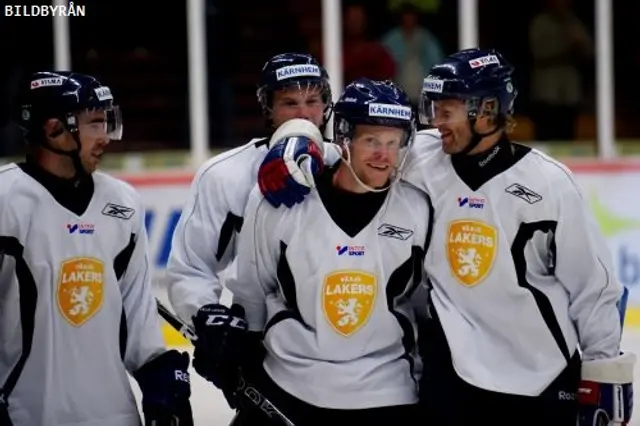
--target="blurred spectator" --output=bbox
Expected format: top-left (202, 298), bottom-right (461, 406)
top-left (381, 3), bottom-right (444, 107)
top-left (387, 0), bottom-right (441, 14)
top-left (206, 0), bottom-right (235, 146)
top-left (529, 0), bottom-right (592, 141)
top-left (342, 4), bottom-right (396, 84)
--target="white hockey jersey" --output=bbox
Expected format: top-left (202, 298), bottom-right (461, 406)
top-left (403, 129), bottom-right (622, 396)
top-left (167, 138), bottom-right (342, 325)
top-left (166, 138), bottom-right (270, 324)
top-left (0, 163), bottom-right (166, 426)
top-left (227, 171), bottom-right (432, 410)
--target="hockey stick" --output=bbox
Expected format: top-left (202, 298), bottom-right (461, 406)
top-left (155, 299), bottom-right (296, 426)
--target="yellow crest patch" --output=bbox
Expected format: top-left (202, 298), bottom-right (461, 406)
top-left (322, 270), bottom-right (377, 337)
top-left (57, 257), bottom-right (105, 326)
top-left (447, 220), bottom-right (497, 287)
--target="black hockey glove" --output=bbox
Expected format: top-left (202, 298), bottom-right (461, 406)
top-left (133, 350), bottom-right (193, 426)
top-left (192, 303), bottom-right (248, 409)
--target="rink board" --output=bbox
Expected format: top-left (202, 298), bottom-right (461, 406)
top-left (113, 160), bottom-right (640, 347)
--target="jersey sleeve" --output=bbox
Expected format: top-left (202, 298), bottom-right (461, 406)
top-left (166, 165), bottom-right (230, 325)
top-left (226, 186), bottom-right (280, 332)
top-left (322, 142), bottom-right (342, 167)
top-left (554, 177), bottom-right (622, 360)
top-left (119, 199), bottom-right (167, 373)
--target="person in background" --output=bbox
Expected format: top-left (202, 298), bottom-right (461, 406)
top-left (529, 0), bottom-right (592, 141)
top-left (382, 2), bottom-right (444, 108)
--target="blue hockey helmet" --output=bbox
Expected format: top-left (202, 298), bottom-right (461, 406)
top-left (333, 78), bottom-right (416, 191)
top-left (334, 78), bottom-right (415, 146)
top-left (257, 53), bottom-right (332, 126)
top-left (419, 48), bottom-right (517, 127)
top-left (19, 71), bottom-right (123, 144)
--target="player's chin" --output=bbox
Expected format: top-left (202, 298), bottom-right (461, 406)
top-left (441, 140), bottom-right (461, 155)
top-left (364, 173), bottom-right (391, 189)
top-left (82, 159), bottom-right (100, 173)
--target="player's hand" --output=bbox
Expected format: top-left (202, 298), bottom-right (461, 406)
top-left (258, 136), bottom-right (324, 208)
top-left (133, 350), bottom-right (194, 426)
top-left (192, 303), bottom-right (248, 409)
top-left (578, 352), bottom-right (635, 426)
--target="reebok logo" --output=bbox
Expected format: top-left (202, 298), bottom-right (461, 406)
top-left (378, 224), bottom-right (413, 240)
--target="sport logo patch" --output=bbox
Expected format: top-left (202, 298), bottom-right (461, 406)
top-left (30, 77), bottom-right (64, 89)
top-left (57, 257), bottom-right (104, 326)
top-left (275, 64), bottom-right (321, 81)
top-left (102, 203), bottom-right (135, 220)
top-left (378, 223), bottom-right (413, 240)
top-left (447, 220), bottom-right (497, 287)
top-left (323, 270), bottom-right (377, 337)
top-left (336, 245), bottom-right (365, 256)
top-left (458, 196), bottom-right (485, 209)
top-left (67, 223), bottom-right (95, 234)
top-left (368, 103), bottom-right (412, 120)
top-left (422, 77), bottom-right (444, 93)
top-left (94, 86), bottom-right (113, 101)
top-left (468, 54), bottom-right (500, 69)
top-left (505, 183), bottom-right (542, 204)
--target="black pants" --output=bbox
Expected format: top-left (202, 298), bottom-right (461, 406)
top-left (418, 311), bottom-right (580, 426)
top-left (234, 365), bottom-right (419, 426)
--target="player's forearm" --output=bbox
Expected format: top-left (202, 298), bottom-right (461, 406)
top-left (167, 274), bottom-right (223, 326)
top-left (571, 285), bottom-right (622, 360)
top-left (122, 279), bottom-right (168, 371)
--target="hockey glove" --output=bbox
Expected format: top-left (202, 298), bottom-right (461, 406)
top-left (133, 350), bottom-right (193, 426)
top-left (258, 135), bottom-right (324, 208)
top-left (578, 352), bottom-right (636, 425)
top-left (192, 303), bottom-right (248, 409)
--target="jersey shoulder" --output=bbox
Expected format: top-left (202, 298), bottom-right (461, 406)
top-left (409, 128), bottom-right (448, 167)
top-left (93, 171), bottom-right (144, 213)
top-left (193, 138), bottom-right (269, 192)
top-left (517, 147), bottom-right (582, 198)
top-left (414, 128), bottom-right (444, 153)
top-left (0, 164), bottom-right (25, 220)
top-left (402, 128), bottom-right (448, 193)
top-left (395, 180), bottom-right (431, 212)
top-left (392, 180), bottom-right (432, 239)
top-left (0, 163), bottom-right (23, 197)
top-left (245, 184), bottom-right (289, 237)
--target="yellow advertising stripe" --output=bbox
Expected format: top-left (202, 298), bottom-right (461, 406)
top-left (162, 323), bottom-right (191, 347)
top-left (624, 307), bottom-right (640, 328)
top-left (161, 307), bottom-right (640, 348)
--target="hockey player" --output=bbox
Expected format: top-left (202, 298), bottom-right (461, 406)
top-left (253, 48), bottom-right (635, 426)
top-left (0, 71), bottom-right (192, 426)
top-left (165, 52), bottom-right (333, 406)
top-left (222, 78), bottom-right (430, 425)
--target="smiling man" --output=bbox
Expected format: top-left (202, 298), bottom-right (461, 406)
top-left (224, 78), bottom-right (432, 425)
top-left (255, 48), bottom-right (636, 426)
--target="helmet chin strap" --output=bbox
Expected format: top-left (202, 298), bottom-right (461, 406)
top-left (42, 129), bottom-right (87, 182)
top-left (456, 117), bottom-right (502, 156)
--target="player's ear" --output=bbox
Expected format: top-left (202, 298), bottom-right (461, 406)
top-left (43, 118), bottom-right (66, 145)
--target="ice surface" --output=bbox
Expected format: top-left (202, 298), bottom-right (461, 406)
top-left (132, 329), bottom-right (640, 425)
